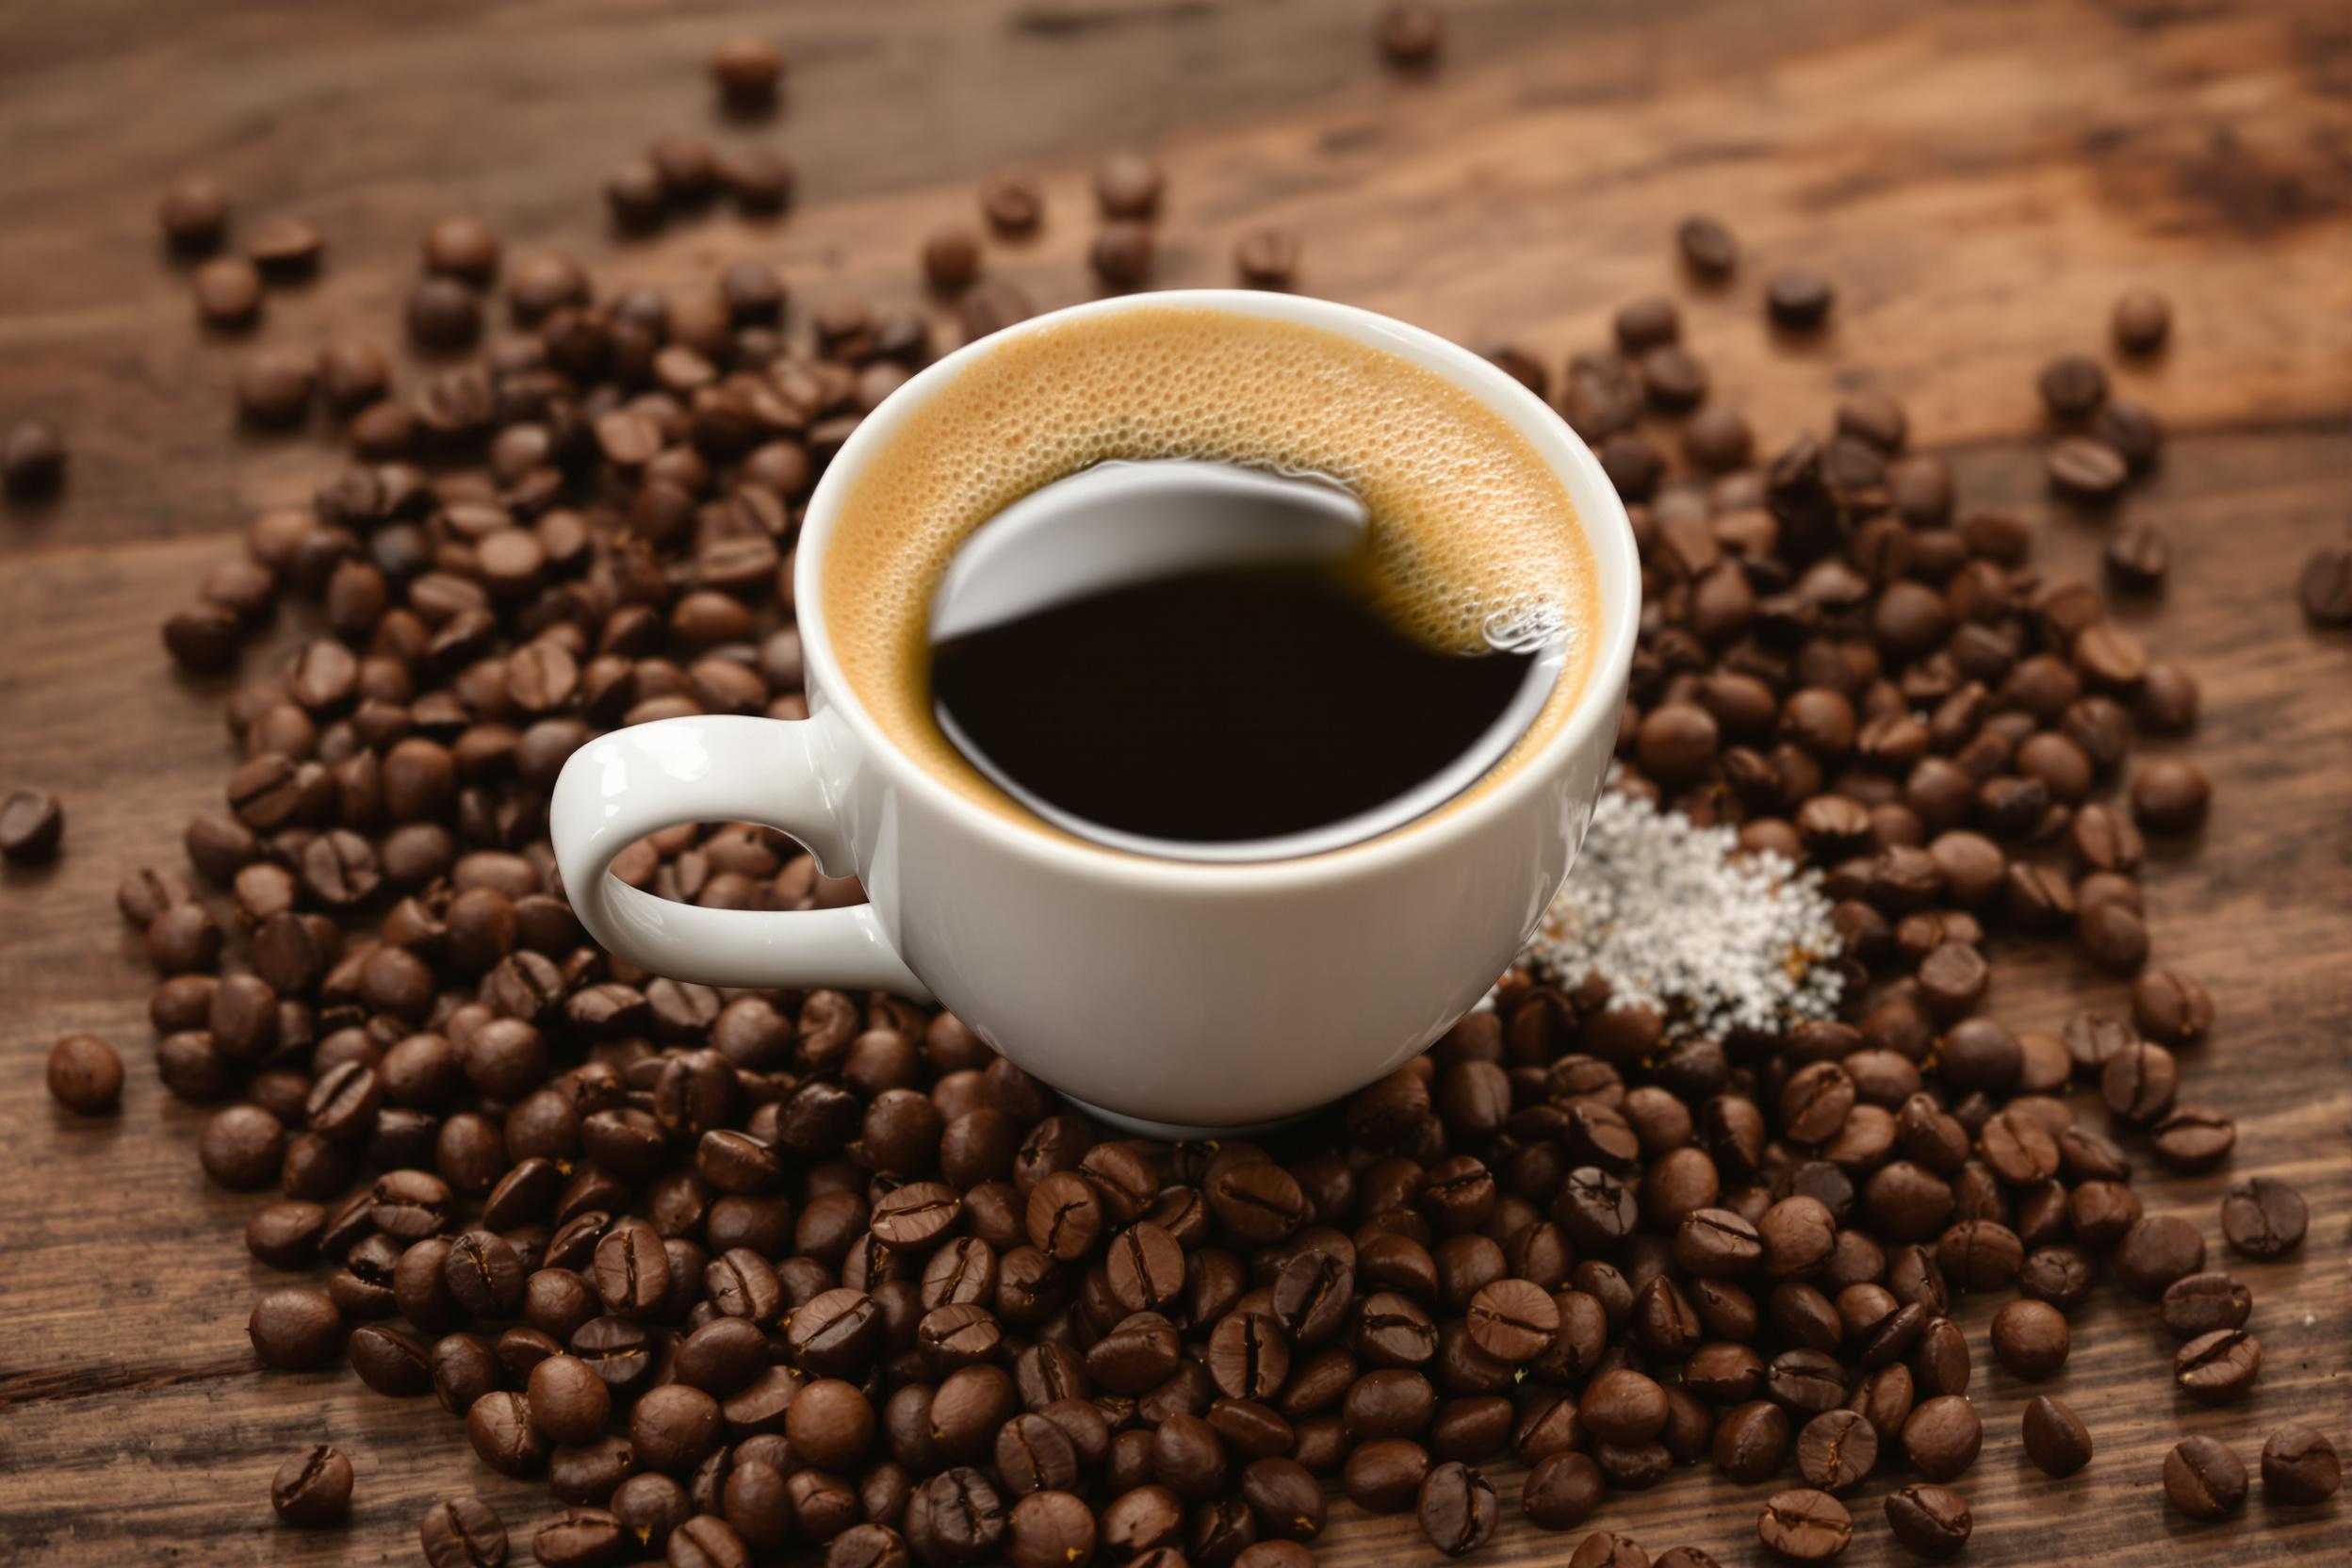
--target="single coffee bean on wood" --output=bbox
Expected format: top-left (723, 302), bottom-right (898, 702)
top-left (2164, 1435), bottom-right (2248, 1521)
top-left (2112, 287), bottom-right (2171, 353)
top-left (1677, 214), bottom-right (1738, 277)
top-left (46, 1034), bottom-right (122, 1114)
top-left (1377, 4), bottom-right (1444, 67)
top-left (1, 788), bottom-right (64, 862)
top-left (419, 1494), bottom-right (508, 1568)
top-left (2020, 1396), bottom-right (2092, 1477)
top-left (2173, 1328), bottom-right (2262, 1404)
top-left (270, 1445), bottom-right (353, 1527)
top-left (2220, 1176), bottom-right (2307, 1259)
top-left (2261, 1425), bottom-right (2342, 1505)
top-left (2301, 547), bottom-right (2352, 625)
top-left (2, 417), bottom-right (67, 494)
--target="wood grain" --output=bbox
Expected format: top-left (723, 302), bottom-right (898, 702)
top-left (2, 1), bottom-right (2347, 1564)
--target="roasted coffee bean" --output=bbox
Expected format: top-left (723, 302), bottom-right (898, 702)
top-left (2036, 354), bottom-right (2108, 418)
top-left (1377, 3), bottom-right (1444, 66)
top-left (1342, 1437), bottom-right (1430, 1513)
top-left (2151, 1102), bottom-right (2236, 1172)
top-left (2132, 758), bottom-right (2210, 833)
top-left (1565, 1532), bottom-right (1648, 1568)
top-left (2174, 1328), bottom-right (2262, 1404)
top-left (533, 1509), bottom-right (625, 1568)
top-left (1767, 270), bottom-right (1834, 330)
top-left (249, 1286), bottom-right (344, 1369)
top-left (1006, 1491), bottom-right (1095, 1568)
top-left (1793, 1409), bottom-right (1876, 1494)
top-left (1756, 1488), bottom-right (1851, 1562)
top-left (979, 172), bottom-right (1043, 235)
top-left (909, 1467), bottom-right (1006, 1561)
top-left (1677, 213), bottom-right (1739, 278)
top-left (45, 1034), bottom-right (123, 1115)
top-left (2159, 1271), bottom-right (2251, 1341)
top-left (2115, 1214), bottom-right (2204, 1296)
top-left (193, 255), bottom-right (265, 328)
top-left (466, 1391), bottom-right (547, 1477)
top-left (420, 1494), bottom-right (508, 1567)
top-left (1462, 1278), bottom-right (1558, 1362)
top-left (1711, 1399), bottom-right (1789, 1484)
top-left (2112, 287), bottom-right (2171, 353)
top-left (528, 1353), bottom-right (612, 1446)
top-left (1581, 1370), bottom-right (1669, 1444)
top-left (270, 1444), bottom-right (353, 1527)
top-left (1882, 1483), bottom-right (1970, 1560)
top-left (2221, 1176), bottom-right (2307, 1259)
top-left (2300, 545), bottom-right (2352, 625)
top-left (2262, 1424), bottom-right (2342, 1505)
top-left (2, 415), bottom-right (67, 493)
top-left (1234, 229), bottom-right (1300, 289)
top-left (2164, 1435), bottom-right (2247, 1522)
top-left (2020, 1395), bottom-right (2092, 1478)
top-left (593, 1217), bottom-right (672, 1318)
top-left (1901, 1396), bottom-right (1982, 1481)
top-left (1988, 1298), bottom-right (2068, 1379)
top-left (1414, 1462), bottom-right (1496, 1558)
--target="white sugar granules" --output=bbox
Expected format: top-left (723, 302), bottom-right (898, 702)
top-left (1520, 786), bottom-right (1845, 1040)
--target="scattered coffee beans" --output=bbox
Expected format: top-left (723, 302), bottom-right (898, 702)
top-left (69, 46), bottom-right (2318, 1568)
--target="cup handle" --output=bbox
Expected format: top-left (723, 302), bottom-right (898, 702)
top-left (550, 713), bottom-right (932, 999)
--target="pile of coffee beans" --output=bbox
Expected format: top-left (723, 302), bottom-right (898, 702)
top-left (31, 40), bottom-right (2337, 1566)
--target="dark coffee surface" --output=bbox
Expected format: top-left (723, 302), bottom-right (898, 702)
top-left (929, 558), bottom-right (1536, 846)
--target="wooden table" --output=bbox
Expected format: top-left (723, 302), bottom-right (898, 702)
top-left (2, 1), bottom-right (2346, 1562)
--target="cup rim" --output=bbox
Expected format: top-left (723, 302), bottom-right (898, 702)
top-left (794, 287), bottom-right (1642, 892)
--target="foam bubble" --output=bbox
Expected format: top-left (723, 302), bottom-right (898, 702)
top-left (822, 304), bottom-right (1602, 842)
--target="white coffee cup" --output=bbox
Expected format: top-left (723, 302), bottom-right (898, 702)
top-left (550, 289), bottom-right (1640, 1138)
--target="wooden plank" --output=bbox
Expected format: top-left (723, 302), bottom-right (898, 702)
top-left (1, 0), bottom-right (2347, 1564)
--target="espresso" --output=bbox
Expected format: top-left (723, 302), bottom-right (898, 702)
top-left (820, 302), bottom-right (1602, 850)
top-left (932, 553), bottom-right (1540, 848)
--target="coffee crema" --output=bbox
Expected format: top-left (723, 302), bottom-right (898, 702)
top-left (820, 302), bottom-right (1601, 849)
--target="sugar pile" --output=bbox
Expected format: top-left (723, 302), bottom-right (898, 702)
top-left (1521, 785), bottom-right (1845, 1040)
